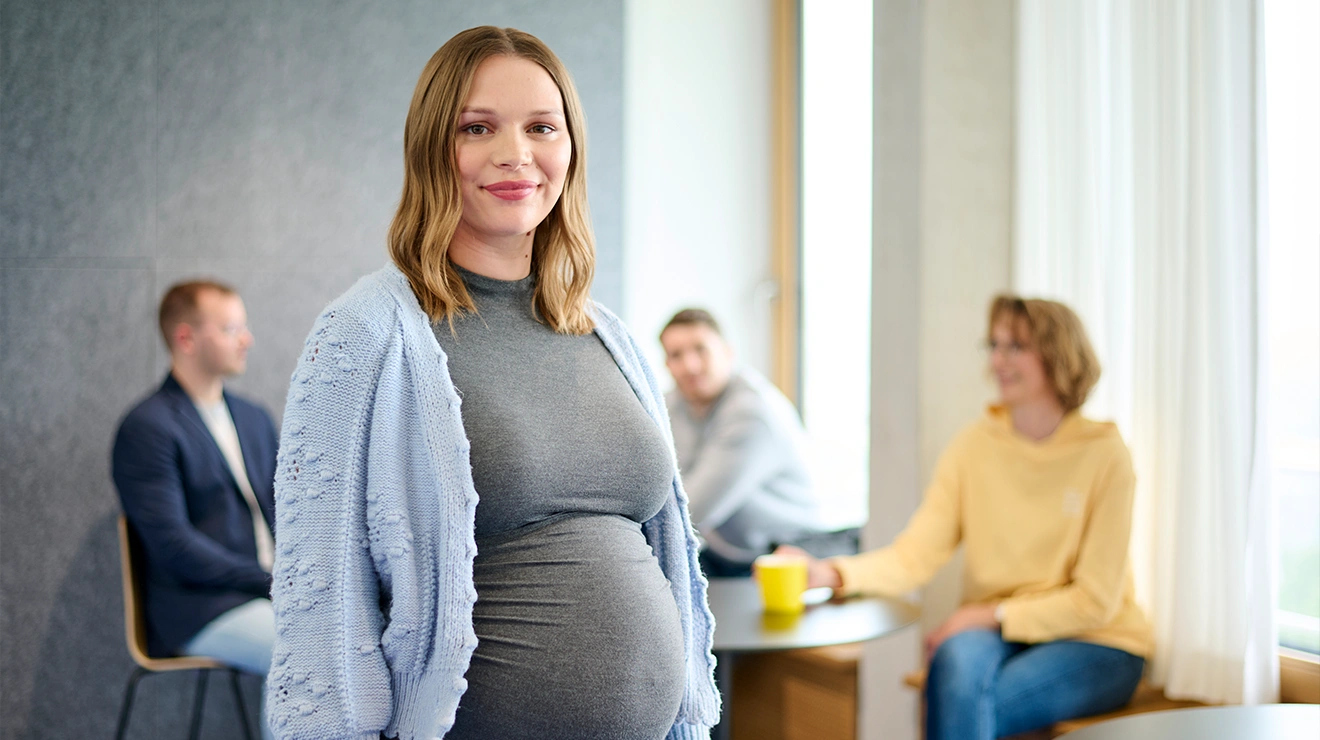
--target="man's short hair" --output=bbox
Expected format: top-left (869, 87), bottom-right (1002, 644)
top-left (159, 280), bottom-right (238, 349)
top-left (661, 308), bottom-right (723, 340)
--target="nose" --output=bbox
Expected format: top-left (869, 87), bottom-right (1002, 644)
top-left (493, 129), bottom-right (531, 170)
top-left (239, 327), bottom-right (254, 349)
top-left (680, 352), bottom-right (705, 377)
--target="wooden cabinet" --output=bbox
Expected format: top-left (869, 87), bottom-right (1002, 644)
top-left (731, 644), bottom-right (861, 740)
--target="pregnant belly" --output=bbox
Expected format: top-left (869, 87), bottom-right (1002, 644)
top-left (447, 513), bottom-right (687, 740)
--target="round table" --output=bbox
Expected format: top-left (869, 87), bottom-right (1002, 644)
top-left (706, 577), bottom-right (920, 740)
top-left (1059, 704), bottom-right (1320, 739)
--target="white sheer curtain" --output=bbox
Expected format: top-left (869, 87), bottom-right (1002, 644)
top-left (1016, 0), bottom-right (1277, 705)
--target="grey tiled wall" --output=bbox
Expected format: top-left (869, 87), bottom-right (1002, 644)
top-left (0, 1), bottom-right (624, 737)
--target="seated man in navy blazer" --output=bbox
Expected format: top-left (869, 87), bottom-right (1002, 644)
top-left (112, 280), bottom-right (277, 736)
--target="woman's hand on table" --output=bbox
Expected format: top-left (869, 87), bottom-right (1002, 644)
top-left (768, 545), bottom-right (844, 591)
top-left (923, 602), bottom-right (1000, 660)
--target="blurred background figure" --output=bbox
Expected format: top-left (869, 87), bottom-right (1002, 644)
top-left (112, 280), bottom-right (277, 740)
top-left (661, 308), bottom-right (852, 577)
top-left (784, 295), bottom-right (1151, 740)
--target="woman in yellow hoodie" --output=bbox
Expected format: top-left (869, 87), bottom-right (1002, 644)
top-left (786, 295), bottom-right (1150, 740)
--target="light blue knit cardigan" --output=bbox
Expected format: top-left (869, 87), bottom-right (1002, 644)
top-left (265, 263), bottom-right (720, 740)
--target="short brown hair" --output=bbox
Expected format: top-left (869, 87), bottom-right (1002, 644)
top-left (159, 280), bottom-right (237, 349)
top-left (388, 26), bottom-right (596, 335)
top-left (988, 295), bottom-right (1100, 412)
top-left (661, 308), bottom-right (723, 340)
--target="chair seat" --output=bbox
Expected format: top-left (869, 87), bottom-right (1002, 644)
top-left (904, 669), bottom-right (925, 690)
top-left (116, 516), bottom-right (256, 740)
top-left (902, 667), bottom-right (1206, 738)
top-left (133, 652), bottom-right (226, 672)
top-left (1051, 686), bottom-right (1206, 733)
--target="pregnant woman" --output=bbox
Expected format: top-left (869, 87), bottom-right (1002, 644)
top-left (265, 26), bottom-right (720, 740)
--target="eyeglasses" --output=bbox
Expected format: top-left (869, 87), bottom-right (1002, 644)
top-left (981, 339), bottom-right (1030, 357)
top-left (191, 322), bottom-right (250, 337)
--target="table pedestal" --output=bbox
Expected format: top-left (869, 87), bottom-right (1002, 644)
top-left (705, 578), bottom-right (920, 739)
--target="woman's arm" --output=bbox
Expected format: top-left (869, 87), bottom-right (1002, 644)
top-left (266, 304), bottom-right (396, 740)
top-left (828, 440), bottom-right (966, 597)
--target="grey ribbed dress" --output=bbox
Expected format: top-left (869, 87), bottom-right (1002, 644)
top-left (433, 266), bottom-right (686, 740)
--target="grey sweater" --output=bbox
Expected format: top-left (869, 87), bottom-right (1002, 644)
top-left (667, 368), bottom-right (828, 561)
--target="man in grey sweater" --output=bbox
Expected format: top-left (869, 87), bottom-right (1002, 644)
top-left (661, 309), bottom-right (846, 577)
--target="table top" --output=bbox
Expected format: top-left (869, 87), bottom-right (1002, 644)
top-left (706, 577), bottom-right (920, 652)
top-left (1060, 704), bottom-right (1320, 739)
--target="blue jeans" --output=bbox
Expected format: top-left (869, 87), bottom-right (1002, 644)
top-left (925, 630), bottom-right (1145, 740)
top-left (182, 598), bottom-right (275, 740)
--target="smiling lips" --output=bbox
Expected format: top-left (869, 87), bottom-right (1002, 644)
top-left (484, 180), bottom-right (538, 201)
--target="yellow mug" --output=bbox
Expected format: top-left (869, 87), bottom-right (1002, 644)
top-left (754, 553), bottom-right (809, 614)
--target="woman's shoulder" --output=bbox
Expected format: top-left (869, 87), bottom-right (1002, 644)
top-left (1068, 414), bottom-right (1131, 453)
top-left (587, 300), bottom-right (643, 356)
top-left (1051, 414), bottom-right (1135, 481)
top-left (311, 263), bottom-right (425, 344)
top-left (586, 300), bottom-right (666, 402)
top-left (324, 264), bottom-right (406, 319)
top-left (955, 410), bottom-right (1005, 448)
top-left (588, 299), bottom-right (624, 335)
top-left (1087, 424), bottom-right (1135, 477)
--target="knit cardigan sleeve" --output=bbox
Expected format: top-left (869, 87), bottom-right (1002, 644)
top-left (265, 282), bottom-right (478, 740)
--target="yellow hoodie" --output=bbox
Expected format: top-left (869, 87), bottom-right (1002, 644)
top-left (832, 406), bottom-right (1151, 657)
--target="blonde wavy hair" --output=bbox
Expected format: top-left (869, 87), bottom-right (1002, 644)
top-left (988, 295), bottom-right (1101, 412)
top-left (388, 26), bottom-right (596, 334)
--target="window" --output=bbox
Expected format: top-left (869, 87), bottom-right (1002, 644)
top-left (799, 0), bottom-right (872, 529)
top-left (1263, 0), bottom-right (1320, 654)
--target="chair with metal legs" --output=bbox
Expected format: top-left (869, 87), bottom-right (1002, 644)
top-left (114, 516), bottom-right (256, 740)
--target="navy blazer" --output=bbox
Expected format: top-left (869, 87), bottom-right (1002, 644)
top-left (112, 373), bottom-right (278, 657)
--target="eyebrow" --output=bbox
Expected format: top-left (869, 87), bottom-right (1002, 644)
top-left (460, 107), bottom-right (565, 118)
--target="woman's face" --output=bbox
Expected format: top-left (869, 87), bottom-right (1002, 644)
top-left (988, 318), bottom-right (1055, 408)
top-left (453, 55), bottom-right (572, 248)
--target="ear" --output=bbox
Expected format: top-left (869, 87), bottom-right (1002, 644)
top-left (172, 323), bottom-right (195, 354)
top-left (718, 335), bottom-right (735, 362)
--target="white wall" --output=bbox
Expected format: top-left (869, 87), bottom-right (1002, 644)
top-left (622, 0), bottom-right (774, 380)
top-left (862, 0), bottom-right (1015, 738)
top-left (915, 0), bottom-right (1017, 637)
